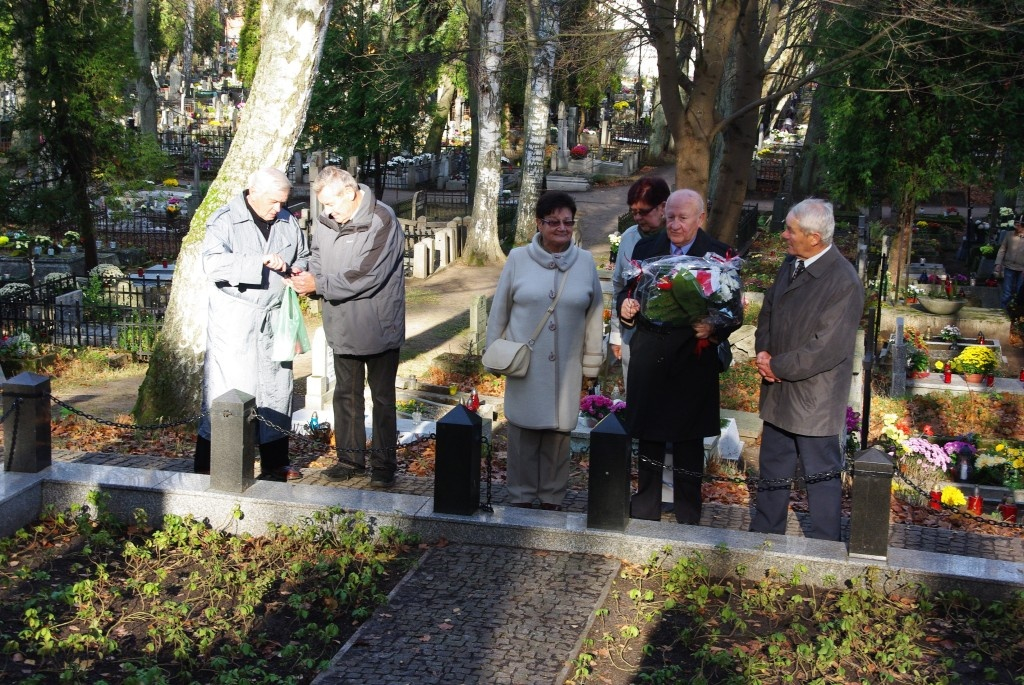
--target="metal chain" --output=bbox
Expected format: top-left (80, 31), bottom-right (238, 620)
top-left (50, 394), bottom-right (205, 430)
top-left (480, 435), bottom-right (494, 513)
top-left (893, 468), bottom-right (1023, 530)
top-left (633, 449), bottom-right (849, 492)
top-left (248, 409), bottom-right (436, 458)
top-left (3, 399), bottom-right (21, 472)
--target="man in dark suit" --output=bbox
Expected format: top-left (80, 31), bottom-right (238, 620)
top-left (618, 189), bottom-right (738, 524)
top-left (752, 198), bottom-right (864, 541)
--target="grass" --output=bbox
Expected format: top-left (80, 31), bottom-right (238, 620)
top-left (45, 348), bottom-right (149, 395)
top-left (567, 549), bottom-right (1024, 685)
top-left (0, 492), bottom-right (422, 684)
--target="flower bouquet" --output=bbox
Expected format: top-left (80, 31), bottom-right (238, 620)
top-left (570, 144), bottom-right (589, 160)
top-left (579, 394), bottom-right (625, 421)
top-left (623, 253), bottom-right (743, 328)
top-left (939, 324), bottom-right (960, 342)
top-left (608, 232), bottom-right (621, 264)
top-left (975, 442), bottom-right (1024, 490)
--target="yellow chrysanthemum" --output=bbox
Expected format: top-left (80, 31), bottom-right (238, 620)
top-left (995, 443), bottom-right (1006, 452)
top-left (941, 486), bottom-right (966, 507)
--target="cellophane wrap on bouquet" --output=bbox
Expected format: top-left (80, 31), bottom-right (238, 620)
top-left (623, 253), bottom-right (743, 328)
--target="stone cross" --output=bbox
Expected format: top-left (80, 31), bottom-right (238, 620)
top-left (304, 327), bottom-right (336, 411)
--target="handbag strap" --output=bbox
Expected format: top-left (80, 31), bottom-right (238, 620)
top-left (527, 271), bottom-right (570, 346)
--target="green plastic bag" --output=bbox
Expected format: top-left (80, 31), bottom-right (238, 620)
top-left (272, 288), bottom-right (311, 362)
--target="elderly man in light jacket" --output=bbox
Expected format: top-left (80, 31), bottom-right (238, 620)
top-left (196, 167), bottom-right (309, 480)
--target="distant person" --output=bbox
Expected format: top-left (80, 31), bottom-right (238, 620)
top-left (486, 191), bottom-right (604, 510)
top-left (609, 176), bottom-right (670, 389)
top-left (751, 199), bottom-right (864, 541)
top-left (617, 189), bottom-right (738, 525)
top-left (288, 167), bottom-right (406, 488)
top-left (196, 168), bottom-right (309, 480)
top-left (994, 213), bottom-right (1024, 308)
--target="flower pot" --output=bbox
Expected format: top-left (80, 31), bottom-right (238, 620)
top-left (907, 371), bottom-right (930, 379)
top-left (963, 373), bottom-right (984, 384)
top-left (578, 414), bottom-right (598, 429)
top-left (918, 296), bottom-right (965, 315)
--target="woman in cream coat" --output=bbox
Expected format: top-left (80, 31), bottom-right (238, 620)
top-left (486, 191), bottom-right (604, 510)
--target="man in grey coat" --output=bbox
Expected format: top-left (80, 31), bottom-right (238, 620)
top-left (288, 167), bottom-right (405, 487)
top-left (196, 168), bottom-right (309, 480)
top-left (752, 198), bottom-right (864, 541)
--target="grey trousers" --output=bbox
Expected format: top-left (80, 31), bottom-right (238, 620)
top-left (506, 424), bottom-right (571, 506)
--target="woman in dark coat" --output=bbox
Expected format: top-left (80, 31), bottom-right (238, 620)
top-left (618, 189), bottom-right (738, 524)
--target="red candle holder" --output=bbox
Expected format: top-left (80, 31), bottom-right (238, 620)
top-left (966, 495), bottom-right (983, 516)
top-left (929, 489), bottom-right (942, 511)
top-left (997, 500), bottom-right (1017, 523)
top-left (986, 374), bottom-right (995, 387)
top-left (137, 267), bottom-right (144, 277)
top-left (162, 259), bottom-right (169, 268)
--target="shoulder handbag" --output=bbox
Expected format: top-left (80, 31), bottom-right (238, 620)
top-left (482, 272), bottom-right (569, 377)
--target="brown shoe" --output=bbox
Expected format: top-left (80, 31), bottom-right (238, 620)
top-left (540, 503), bottom-right (563, 512)
top-left (260, 465), bottom-right (303, 481)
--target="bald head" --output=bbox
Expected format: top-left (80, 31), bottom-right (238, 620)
top-left (664, 189), bottom-right (706, 248)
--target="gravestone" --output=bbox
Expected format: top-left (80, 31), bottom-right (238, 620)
top-left (555, 101), bottom-right (570, 171)
top-left (304, 327), bottom-right (336, 411)
top-left (469, 295), bottom-right (488, 356)
top-left (168, 66), bottom-right (182, 95)
top-left (54, 290), bottom-right (83, 346)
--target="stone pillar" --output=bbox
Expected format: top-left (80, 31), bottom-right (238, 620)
top-left (209, 389), bottom-right (256, 492)
top-left (433, 405), bottom-right (482, 515)
top-left (890, 318), bottom-right (907, 397)
top-left (1, 372), bottom-right (51, 473)
top-left (848, 447), bottom-right (894, 560)
top-left (587, 414), bottom-right (632, 531)
top-left (469, 295), bottom-right (489, 356)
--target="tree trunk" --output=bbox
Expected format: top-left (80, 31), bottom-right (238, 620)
top-left (514, 0), bottom-right (559, 246)
top-left (423, 76), bottom-right (456, 156)
top-left (462, 0), bottom-right (507, 265)
top-left (134, 0), bottom-right (157, 135)
top-left (134, 0), bottom-right (333, 422)
top-left (669, 0), bottom-right (742, 198)
top-left (183, 0), bottom-right (196, 95)
top-left (709, 1), bottom-right (762, 246)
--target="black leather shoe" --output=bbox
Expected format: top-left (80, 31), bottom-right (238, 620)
top-left (324, 463), bottom-right (365, 481)
top-left (369, 471), bottom-right (396, 488)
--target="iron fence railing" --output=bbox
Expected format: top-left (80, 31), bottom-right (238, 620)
top-left (0, 275), bottom-right (166, 355)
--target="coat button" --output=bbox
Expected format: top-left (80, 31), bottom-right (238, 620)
top-left (549, 352), bottom-right (556, 361)
top-left (549, 322), bottom-right (556, 330)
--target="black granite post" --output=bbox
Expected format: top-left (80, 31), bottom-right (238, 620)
top-left (848, 446), bottom-right (894, 559)
top-left (1, 372), bottom-right (51, 473)
top-left (587, 413), bottom-right (632, 531)
top-left (433, 404), bottom-right (482, 515)
top-left (209, 389), bottom-right (256, 492)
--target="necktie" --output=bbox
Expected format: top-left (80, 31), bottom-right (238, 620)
top-left (791, 260), bottom-right (805, 283)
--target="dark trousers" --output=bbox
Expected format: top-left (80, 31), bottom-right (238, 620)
top-left (750, 422), bottom-right (843, 541)
top-left (333, 348), bottom-right (400, 474)
top-left (631, 438), bottom-right (704, 524)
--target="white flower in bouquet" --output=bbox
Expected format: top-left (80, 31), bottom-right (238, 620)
top-left (608, 232), bottom-right (621, 248)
